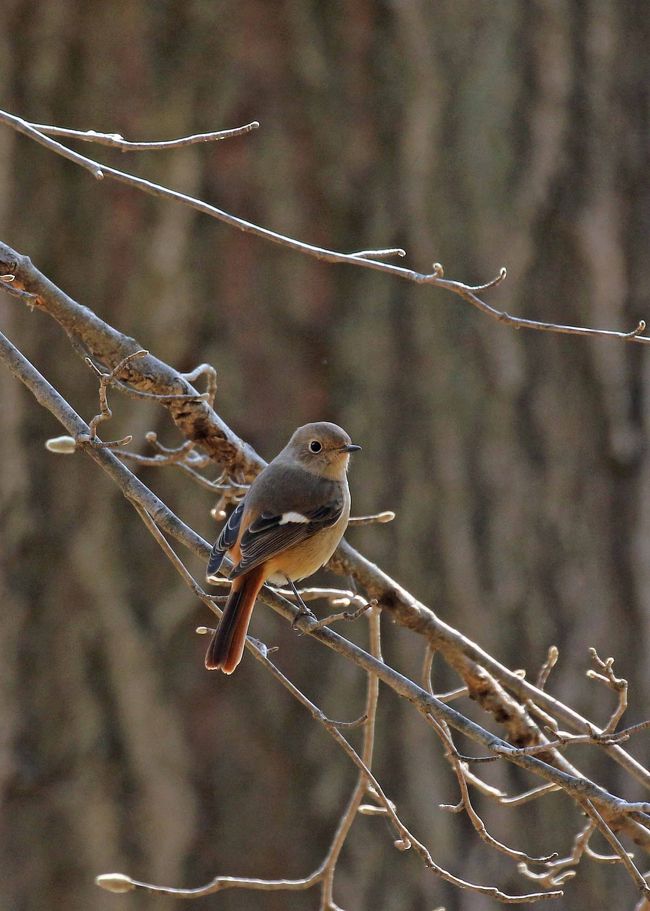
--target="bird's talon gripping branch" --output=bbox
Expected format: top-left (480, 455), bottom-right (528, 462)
top-left (292, 605), bottom-right (318, 633)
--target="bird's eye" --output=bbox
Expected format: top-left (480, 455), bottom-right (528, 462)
top-left (309, 440), bottom-right (322, 453)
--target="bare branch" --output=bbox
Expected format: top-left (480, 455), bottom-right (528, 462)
top-left (2, 323), bottom-right (649, 852)
top-left (536, 646), bottom-right (559, 691)
top-left (2, 109), bottom-right (648, 346)
top-left (435, 685), bottom-right (470, 703)
top-left (518, 822), bottom-right (596, 889)
top-left (579, 800), bottom-right (650, 899)
top-left (272, 586), bottom-right (369, 608)
top-left (347, 510), bottom-right (396, 526)
top-left (3, 248), bottom-right (650, 900)
top-left (500, 784), bottom-right (562, 807)
top-left (115, 444), bottom-right (196, 468)
top-left (431, 714), bottom-right (557, 865)
top-left (309, 600), bottom-right (375, 632)
top-left (84, 349), bottom-right (148, 440)
top-left (2, 240), bottom-right (647, 795)
top-left (349, 248), bottom-right (406, 260)
top-left (30, 120), bottom-right (260, 150)
top-left (587, 648), bottom-right (629, 735)
top-left (179, 363), bottom-right (218, 406)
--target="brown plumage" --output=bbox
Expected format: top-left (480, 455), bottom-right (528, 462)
top-left (205, 422), bottom-right (361, 674)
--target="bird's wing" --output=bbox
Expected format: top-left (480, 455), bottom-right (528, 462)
top-left (206, 500), bottom-right (245, 581)
top-left (230, 498), bottom-right (344, 579)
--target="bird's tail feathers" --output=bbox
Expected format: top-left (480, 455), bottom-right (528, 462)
top-left (204, 567), bottom-right (265, 674)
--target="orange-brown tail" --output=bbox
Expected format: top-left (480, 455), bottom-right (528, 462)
top-left (204, 566), bottom-right (266, 674)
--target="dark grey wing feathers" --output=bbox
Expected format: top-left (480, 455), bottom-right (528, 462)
top-left (206, 500), bottom-right (245, 579)
top-left (230, 498), bottom-right (343, 579)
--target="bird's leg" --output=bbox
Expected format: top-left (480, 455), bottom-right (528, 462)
top-left (287, 577), bottom-right (317, 629)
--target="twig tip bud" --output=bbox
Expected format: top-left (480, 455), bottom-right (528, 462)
top-left (45, 435), bottom-right (77, 454)
top-left (394, 837), bottom-right (411, 851)
top-left (95, 873), bottom-right (135, 893)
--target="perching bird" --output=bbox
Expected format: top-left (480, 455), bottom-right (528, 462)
top-left (204, 422), bottom-right (361, 674)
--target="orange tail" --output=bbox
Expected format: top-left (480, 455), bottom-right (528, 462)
top-left (205, 567), bottom-right (266, 674)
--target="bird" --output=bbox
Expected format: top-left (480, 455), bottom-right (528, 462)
top-left (204, 422), bottom-right (361, 674)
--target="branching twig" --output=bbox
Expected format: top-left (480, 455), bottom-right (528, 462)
top-left (587, 648), bottom-right (629, 735)
top-left (180, 363), bottom-right (218, 406)
top-left (518, 822), bottom-right (597, 889)
top-left (2, 238), bottom-right (648, 798)
top-left (431, 714), bottom-right (557, 866)
top-left (83, 349), bottom-right (148, 442)
top-left (2, 109), bottom-right (649, 345)
top-left (309, 600), bottom-right (375, 632)
top-left (0, 112), bottom-right (650, 911)
top-left (579, 800), bottom-right (650, 899)
top-left (2, 326), bottom-right (649, 862)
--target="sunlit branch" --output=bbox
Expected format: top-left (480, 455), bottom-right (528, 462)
top-left (1, 109), bottom-right (648, 345)
top-left (30, 120), bottom-right (260, 150)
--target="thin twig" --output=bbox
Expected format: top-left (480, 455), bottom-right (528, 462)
top-left (3, 319), bottom-right (650, 894)
top-left (518, 822), bottom-right (596, 889)
top-left (309, 600), bottom-right (375, 631)
top-left (579, 800), bottom-right (650, 898)
top-left (536, 646), bottom-right (559, 691)
top-left (434, 685), bottom-right (470, 703)
top-left (180, 363), bottom-right (218, 406)
top-left (347, 510), bottom-right (396, 526)
top-left (2, 239), bottom-right (649, 794)
top-left (587, 648), bottom-right (628, 735)
top-left (272, 586), bottom-right (369, 608)
top-left (430, 715), bottom-right (556, 864)
top-left (422, 642), bottom-right (436, 695)
top-left (0, 273), bottom-right (37, 302)
top-left (318, 607), bottom-right (382, 910)
top-left (130, 503), bottom-right (220, 620)
top-left (84, 349), bottom-right (148, 440)
top-left (30, 120), bottom-right (260, 150)
top-left (493, 723), bottom-right (650, 757)
top-left (2, 109), bottom-right (648, 345)
top-left (349, 248), bottom-right (406, 259)
top-left (499, 784), bottom-right (562, 807)
top-left (2, 324), bottom-right (646, 827)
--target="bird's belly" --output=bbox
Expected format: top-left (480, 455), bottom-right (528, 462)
top-left (265, 522), bottom-right (346, 584)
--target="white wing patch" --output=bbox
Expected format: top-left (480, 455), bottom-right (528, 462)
top-left (278, 511), bottom-right (310, 525)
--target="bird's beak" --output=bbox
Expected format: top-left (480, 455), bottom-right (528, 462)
top-left (341, 443), bottom-right (362, 453)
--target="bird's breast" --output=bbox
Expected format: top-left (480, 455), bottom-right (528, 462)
top-left (266, 498), bottom-right (350, 584)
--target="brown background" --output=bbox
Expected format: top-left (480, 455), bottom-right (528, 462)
top-left (0, 2), bottom-right (648, 909)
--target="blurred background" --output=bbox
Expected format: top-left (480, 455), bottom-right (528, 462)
top-left (1, 2), bottom-right (648, 909)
